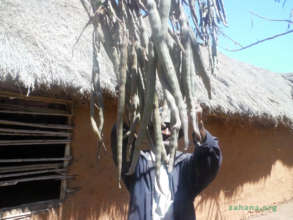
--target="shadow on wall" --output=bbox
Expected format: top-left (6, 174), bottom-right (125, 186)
top-left (206, 116), bottom-right (293, 196)
top-left (35, 101), bottom-right (293, 220)
top-left (195, 116), bottom-right (293, 220)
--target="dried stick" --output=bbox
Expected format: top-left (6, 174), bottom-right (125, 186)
top-left (116, 28), bottom-right (128, 188)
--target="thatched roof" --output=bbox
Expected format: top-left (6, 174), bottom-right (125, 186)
top-left (284, 73), bottom-right (293, 99)
top-left (284, 73), bottom-right (293, 85)
top-left (0, 0), bottom-right (116, 97)
top-left (1, 0), bottom-right (293, 128)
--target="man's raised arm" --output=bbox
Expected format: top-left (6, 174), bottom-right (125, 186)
top-left (181, 121), bottom-right (223, 198)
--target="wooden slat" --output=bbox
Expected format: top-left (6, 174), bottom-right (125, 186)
top-left (0, 104), bottom-right (70, 116)
top-left (0, 157), bottom-right (72, 163)
top-left (0, 91), bottom-right (72, 105)
top-left (0, 120), bottom-right (73, 130)
top-left (0, 174), bottom-right (74, 186)
top-left (0, 128), bottom-right (71, 137)
top-left (0, 139), bottom-right (71, 146)
top-left (0, 132), bottom-right (69, 137)
top-left (0, 163), bottom-right (63, 173)
top-left (0, 110), bottom-right (71, 116)
top-left (0, 168), bottom-right (66, 179)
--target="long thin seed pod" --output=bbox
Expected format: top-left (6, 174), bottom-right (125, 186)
top-left (153, 99), bottom-right (169, 164)
top-left (90, 92), bottom-right (106, 156)
top-left (180, 4), bottom-right (201, 140)
top-left (90, 24), bottom-right (106, 159)
top-left (214, 0), bottom-right (227, 25)
top-left (94, 25), bottom-right (105, 145)
top-left (159, 0), bottom-right (171, 37)
top-left (189, 51), bottom-right (201, 144)
top-left (79, 0), bottom-right (227, 189)
top-left (156, 43), bottom-right (189, 149)
top-left (112, 47), bottom-right (120, 80)
top-left (126, 45), bottom-right (140, 162)
top-left (161, 141), bottom-right (169, 164)
top-left (80, 0), bottom-right (106, 158)
top-left (157, 67), bottom-right (180, 167)
top-left (116, 28), bottom-right (128, 188)
top-left (209, 0), bottom-right (220, 22)
top-left (167, 129), bottom-right (179, 172)
top-left (126, 114), bottom-right (140, 162)
top-left (191, 40), bottom-right (212, 99)
top-left (157, 63), bottom-right (181, 131)
top-left (153, 92), bottom-right (163, 188)
top-left (165, 91), bottom-right (180, 172)
top-left (146, 0), bottom-right (189, 150)
top-left (217, 0), bottom-right (227, 23)
top-left (156, 62), bottom-right (180, 170)
top-left (188, 0), bottom-right (204, 40)
top-left (126, 43), bottom-right (157, 175)
top-left (139, 16), bottom-right (149, 51)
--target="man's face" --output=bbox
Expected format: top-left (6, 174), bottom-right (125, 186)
top-left (161, 122), bottom-right (172, 141)
top-left (160, 122), bottom-right (171, 154)
top-left (149, 122), bottom-right (174, 154)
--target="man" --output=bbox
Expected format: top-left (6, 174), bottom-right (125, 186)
top-left (111, 108), bottom-right (222, 220)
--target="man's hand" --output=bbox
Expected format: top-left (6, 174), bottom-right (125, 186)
top-left (192, 104), bottom-right (207, 143)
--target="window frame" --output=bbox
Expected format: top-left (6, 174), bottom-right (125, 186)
top-left (0, 92), bottom-right (73, 217)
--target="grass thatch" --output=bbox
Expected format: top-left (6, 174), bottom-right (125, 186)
top-left (0, 0), bottom-right (117, 98)
top-left (1, 0), bottom-right (293, 128)
top-left (284, 73), bottom-right (293, 85)
top-left (284, 73), bottom-right (293, 101)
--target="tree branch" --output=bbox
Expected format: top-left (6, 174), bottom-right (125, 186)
top-left (226, 29), bottom-right (293, 52)
top-left (250, 11), bottom-right (293, 24)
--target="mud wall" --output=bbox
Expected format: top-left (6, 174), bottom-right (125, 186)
top-left (39, 99), bottom-right (293, 220)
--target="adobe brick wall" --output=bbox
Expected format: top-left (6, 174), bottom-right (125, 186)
top-left (37, 99), bottom-right (293, 220)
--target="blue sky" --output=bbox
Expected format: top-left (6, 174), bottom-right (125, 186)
top-left (218, 0), bottom-right (293, 73)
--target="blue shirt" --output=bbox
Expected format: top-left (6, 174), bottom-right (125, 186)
top-left (111, 127), bottom-right (222, 220)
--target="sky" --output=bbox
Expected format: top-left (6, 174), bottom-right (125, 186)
top-left (218, 0), bottom-right (293, 73)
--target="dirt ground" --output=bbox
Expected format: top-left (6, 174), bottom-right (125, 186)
top-left (249, 199), bottom-right (293, 220)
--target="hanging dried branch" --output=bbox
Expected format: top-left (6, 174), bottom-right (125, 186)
top-left (80, 0), bottom-right (227, 186)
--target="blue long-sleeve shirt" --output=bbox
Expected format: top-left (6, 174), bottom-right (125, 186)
top-left (111, 126), bottom-right (222, 220)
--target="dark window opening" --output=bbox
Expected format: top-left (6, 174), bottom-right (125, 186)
top-left (0, 95), bottom-right (72, 212)
top-left (0, 180), bottom-right (61, 209)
